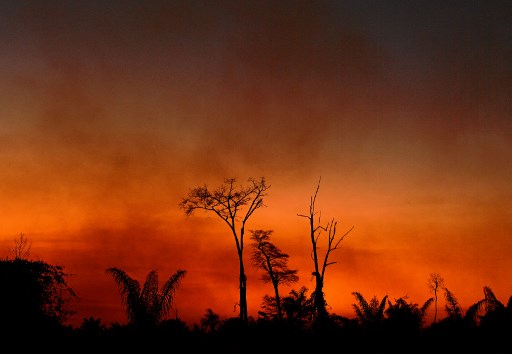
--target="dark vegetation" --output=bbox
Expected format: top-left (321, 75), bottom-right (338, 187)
top-left (1, 179), bottom-right (510, 353)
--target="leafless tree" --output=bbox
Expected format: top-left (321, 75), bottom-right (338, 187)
top-left (9, 233), bottom-right (31, 260)
top-left (180, 177), bottom-right (270, 324)
top-left (427, 273), bottom-right (445, 324)
top-left (298, 178), bottom-right (353, 326)
top-left (250, 229), bottom-right (298, 321)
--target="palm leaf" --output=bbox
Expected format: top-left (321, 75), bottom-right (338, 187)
top-left (421, 297), bottom-right (434, 316)
top-left (141, 270), bottom-right (159, 306)
top-left (352, 292), bottom-right (370, 318)
top-left (160, 269), bottom-right (187, 319)
top-left (377, 295), bottom-right (388, 319)
top-left (106, 267), bottom-right (141, 323)
top-left (444, 287), bottom-right (463, 318)
top-left (483, 286), bottom-right (504, 312)
top-left (465, 299), bottom-right (485, 323)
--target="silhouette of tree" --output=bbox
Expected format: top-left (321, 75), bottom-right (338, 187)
top-left (384, 296), bottom-right (433, 332)
top-left (0, 254), bottom-right (77, 335)
top-left (427, 287), bottom-right (478, 345)
top-left (8, 233), bottom-right (31, 260)
top-left (351, 292), bottom-right (388, 331)
top-left (200, 308), bottom-right (221, 333)
top-left (443, 287), bottom-right (464, 321)
top-left (427, 273), bottom-right (445, 325)
top-left (180, 177), bottom-right (270, 324)
top-left (298, 178), bottom-right (353, 326)
top-left (78, 316), bottom-right (106, 337)
top-left (250, 229), bottom-right (299, 321)
top-left (257, 294), bottom-right (280, 321)
top-left (466, 286), bottom-right (512, 332)
top-left (106, 267), bottom-right (186, 330)
top-left (281, 287), bottom-right (315, 328)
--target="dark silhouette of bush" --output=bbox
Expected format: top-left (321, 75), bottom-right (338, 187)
top-left (384, 296), bottom-right (433, 333)
top-left (0, 257), bottom-right (77, 336)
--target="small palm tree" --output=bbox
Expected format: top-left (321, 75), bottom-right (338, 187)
top-left (384, 296), bottom-right (433, 332)
top-left (200, 308), bottom-right (220, 333)
top-left (106, 267), bottom-right (186, 329)
top-left (281, 287), bottom-right (315, 328)
top-left (352, 292), bottom-right (388, 330)
top-left (79, 316), bottom-right (106, 336)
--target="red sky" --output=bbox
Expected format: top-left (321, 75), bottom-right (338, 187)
top-left (1, 1), bottom-right (511, 328)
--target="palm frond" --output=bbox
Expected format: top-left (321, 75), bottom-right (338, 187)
top-left (444, 287), bottom-right (463, 318)
top-left (483, 286), bottom-right (497, 302)
top-left (421, 297), bottom-right (434, 315)
top-left (160, 269), bottom-right (187, 318)
top-left (352, 305), bottom-right (365, 323)
top-left (377, 295), bottom-right (388, 318)
top-left (483, 286), bottom-right (504, 312)
top-left (352, 292), bottom-right (370, 316)
top-left (106, 267), bottom-right (141, 323)
top-left (465, 299), bottom-right (485, 323)
top-left (141, 270), bottom-right (159, 304)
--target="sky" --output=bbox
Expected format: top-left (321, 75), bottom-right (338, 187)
top-left (1, 1), bottom-right (511, 328)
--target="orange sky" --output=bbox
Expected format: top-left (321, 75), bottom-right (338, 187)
top-left (1, 1), bottom-right (511, 328)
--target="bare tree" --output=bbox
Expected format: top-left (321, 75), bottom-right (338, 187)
top-left (298, 178), bottom-right (353, 326)
top-left (427, 273), bottom-right (445, 324)
top-left (250, 229), bottom-right (299, 321)
top-left (179, 177), bottom-right (270, 324)
top-left (9, 233), bottom-right (31, 260)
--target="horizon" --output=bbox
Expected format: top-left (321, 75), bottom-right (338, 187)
top-left (1, 1), bottom-right (511, 330)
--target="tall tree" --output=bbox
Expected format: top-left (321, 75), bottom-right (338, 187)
top-left (180, 177), bottom-right (270, 324)
top-left (298, 178), bottom-right (353, 326)
top-left (106, 267), bottom-right (186, 330)
top-left (427, 273), bottom-right (445, 324)
top-left (250, 229), bottom-right (298, 321)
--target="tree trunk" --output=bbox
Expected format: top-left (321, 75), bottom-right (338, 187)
top-left (273, 281), bottom-right (282, 321)
top-left (239, 252), bottom-right (248, 324)
top-left (314, 276), bottom-right (329, 326)
top-left (434, 291), bottom-right (438, 324)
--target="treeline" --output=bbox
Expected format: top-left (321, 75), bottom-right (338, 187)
top-left (1, 236), bottom-right (510, 354)
top-left (1, 178), bottom-right (510, 353)
top-left (0, 244), bottom-right (510, 353)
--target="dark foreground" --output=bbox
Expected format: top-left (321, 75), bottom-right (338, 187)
top-left (3, 319), bottom-right (510, 354)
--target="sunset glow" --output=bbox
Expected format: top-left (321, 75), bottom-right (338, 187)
top-left (1, 1), bottom-right (511, 328)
